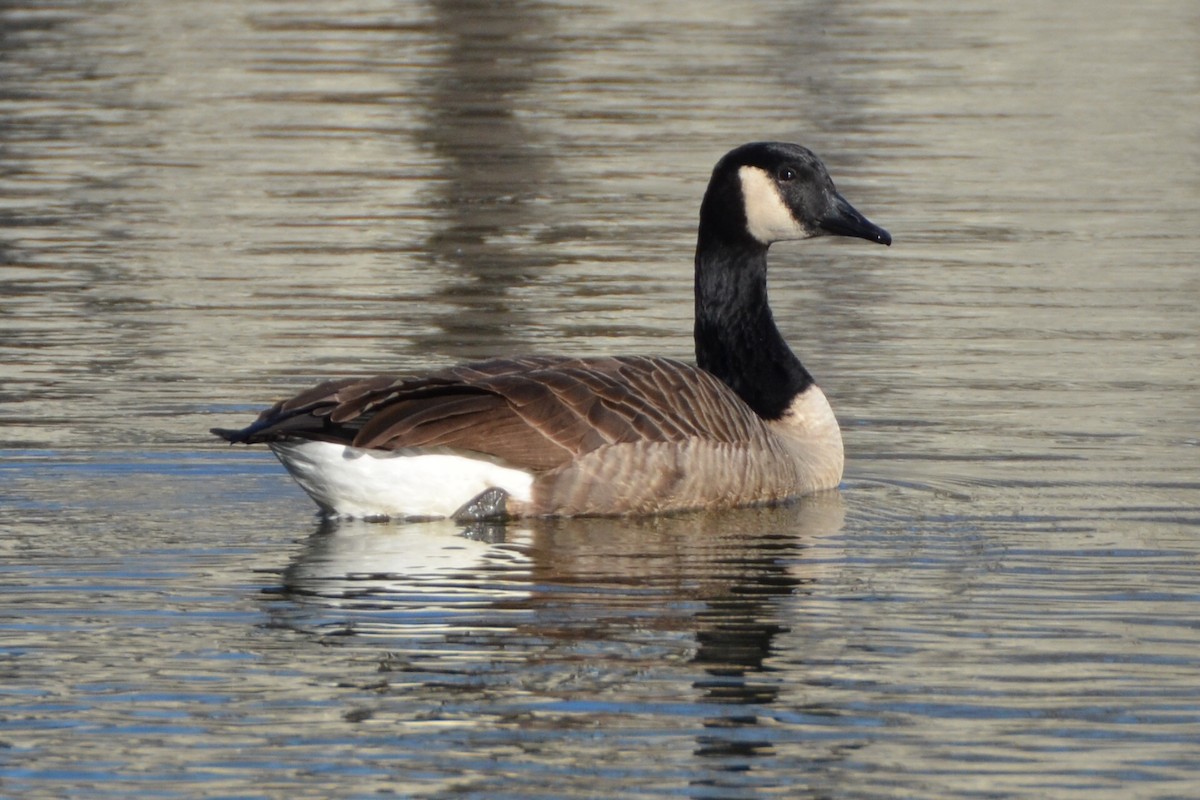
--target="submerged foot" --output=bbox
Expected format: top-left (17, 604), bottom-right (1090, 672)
top-left (452, 487), bottom-right (512, 522)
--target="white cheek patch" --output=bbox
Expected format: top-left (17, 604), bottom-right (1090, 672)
top-left (738, 165), bottom-right (813, 244)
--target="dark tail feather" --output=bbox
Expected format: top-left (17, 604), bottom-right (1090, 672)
top-left (211, 426), bottom-right (249, 444)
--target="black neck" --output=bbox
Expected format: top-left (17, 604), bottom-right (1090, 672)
top-left (693, 230), bottom-right (813, 420)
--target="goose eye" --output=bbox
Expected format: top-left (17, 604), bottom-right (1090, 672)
top-left (777, 167), bottom-right (797, 182)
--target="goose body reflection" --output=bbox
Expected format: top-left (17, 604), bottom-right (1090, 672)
top-left (213, 143), bottom-right (890, 520)
top-left (274, 498), bottom-right (844, 640)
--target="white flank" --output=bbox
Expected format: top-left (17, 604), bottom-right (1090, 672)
top-left (268, 439), bottom-right (535, 520)
top-left (737, 165), bottom-right (813, 244)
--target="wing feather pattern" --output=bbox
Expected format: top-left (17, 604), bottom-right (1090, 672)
top-left (213, 355), bottom-right (765, 472)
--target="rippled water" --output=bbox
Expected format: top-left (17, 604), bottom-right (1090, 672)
top-left (2, 0), bottom-right (1199, 797)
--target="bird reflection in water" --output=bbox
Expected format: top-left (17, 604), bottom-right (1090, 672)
top-left (267, 494), bottom-right (844, 787)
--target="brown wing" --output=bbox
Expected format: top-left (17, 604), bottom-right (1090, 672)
top-left (211, 355), bottom-right (764, 472)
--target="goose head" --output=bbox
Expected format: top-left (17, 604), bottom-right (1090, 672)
top-left (699, 141), bottom-right (891, 248)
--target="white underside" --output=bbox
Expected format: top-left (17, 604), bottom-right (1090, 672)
top-left (268, 439), bottom-right (535, 520)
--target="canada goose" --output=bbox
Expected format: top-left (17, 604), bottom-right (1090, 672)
top-left (212, 142), bottom-right (891, 520)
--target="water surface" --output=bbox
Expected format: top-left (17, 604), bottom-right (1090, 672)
top-left (2, 0), bottom-right (1199, 797)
